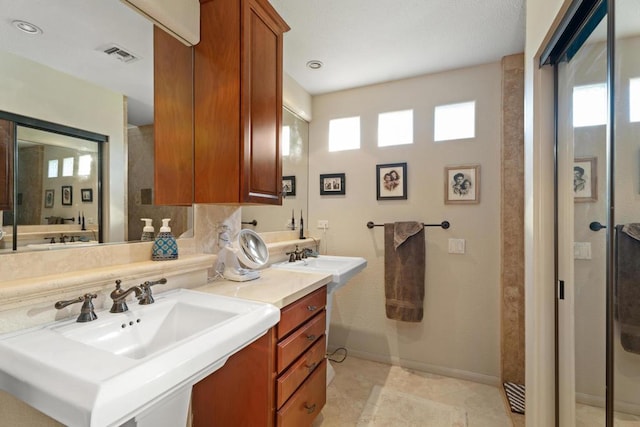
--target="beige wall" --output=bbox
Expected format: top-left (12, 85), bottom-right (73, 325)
top-left (0, 51), bottom-right (126, 242)
top-left (309, 62), bottom-right (503, 382)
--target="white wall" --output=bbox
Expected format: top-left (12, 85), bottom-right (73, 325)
top-left (308, 62), bottom-right (502, 382)
top-left (0, 50), bottom-right (126, 242)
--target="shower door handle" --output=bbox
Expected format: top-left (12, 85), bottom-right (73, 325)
top-left (589, 221), bottom-right (607, 231)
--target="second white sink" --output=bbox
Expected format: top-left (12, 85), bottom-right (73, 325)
top-left (271, 255), bottom-right (367, 292)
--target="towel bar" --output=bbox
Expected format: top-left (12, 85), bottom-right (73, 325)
top-left (242, 219), bottom-right (258, 226)
top-left (366, 221), bottom-right (450, 229)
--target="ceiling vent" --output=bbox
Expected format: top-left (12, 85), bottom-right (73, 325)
top-left (99, 44), bottom-right (140, 64)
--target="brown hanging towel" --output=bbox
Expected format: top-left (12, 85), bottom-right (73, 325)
top-left (616, 223), bottom-right (640, 354)
top-left (384, 222), bottom-right (425, 322)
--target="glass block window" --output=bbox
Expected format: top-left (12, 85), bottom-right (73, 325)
top-left (62, 157), bottom-right (74, 177)
top-left (47, 159), bottom-right (58, 178)
top-left (434, 101), bottom-right (475, 141)
top-left (573, 83), bottom-right (607, 127)
top-left (630, 78), bottom-right (640, 123)
top-left (329, 116), bottom-right (360, 152)
top-left (78, 154), bottom-right (92, 176)
top-left (378, 109), bottom-right (413, 147)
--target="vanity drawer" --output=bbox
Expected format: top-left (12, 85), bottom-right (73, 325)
top-left (277, 359), bottom-right (327, 427)
top-left (277, 310), bottom-right (325, 373)
top-left (277, 286), bottom-right (326, 339)
top-left (276, 335), bottom-right (326, 408)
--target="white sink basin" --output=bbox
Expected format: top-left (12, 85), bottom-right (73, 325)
top-left (26, 240), bottom-right (99, 250)
top-left (0, 288), bottom-right (279, 427)
top-left (271, 255), bottom-right (367, 292)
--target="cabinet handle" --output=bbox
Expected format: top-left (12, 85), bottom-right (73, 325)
top-left (307, 305), bottom-right (317, 311)
top-left (306, 334), bottom-right (316, 341)
top-left (304, 403), bottom-right (317, 414)
top-left (306, 362), bottom-right (317, 371)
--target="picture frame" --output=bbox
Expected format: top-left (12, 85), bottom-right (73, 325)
top-left (44, 189), bottom-right (54, 208)
top-left (61, 185), bottom-right (73, 206)
top-left (282, 176), bottom-right (296, 196)
top-left (376, 162), bottom-right (407, 200)
top-left (574, 157), bottom-right (597, 202)
top-left (444, 164), bottom-right (480, 204)
top-left (320, 173), bottom-right (346, 195)
top-left (81, 188), bottom-right (93, 203)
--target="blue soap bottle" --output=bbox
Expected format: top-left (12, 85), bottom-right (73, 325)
top-left (140, 218), bottom-right (155, 241)
top-left (152, 218), bottom-right (178, 261)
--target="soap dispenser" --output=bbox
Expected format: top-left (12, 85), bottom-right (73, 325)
top-left (140, 218), bottom-right (155, 241)
top-left (152, 218), bottom-right (178, 261)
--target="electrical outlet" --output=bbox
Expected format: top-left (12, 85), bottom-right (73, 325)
top-left (448, 238), bottom-right (465, 254)
top-left (317, 220), bottom-right (329, 229)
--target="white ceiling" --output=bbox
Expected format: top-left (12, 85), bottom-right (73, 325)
top-left (0, 0), bottom-right (525, 126)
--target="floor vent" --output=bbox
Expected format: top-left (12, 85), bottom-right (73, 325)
top-left (99, 44), bottom-right (139, 64)
top-left (503, 382), bottom-right (525, 414)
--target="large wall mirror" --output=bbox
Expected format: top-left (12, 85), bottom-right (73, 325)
top-left (242, 107), bottom-right (309, 233)
top-left (0, 0), bottom-right (189, 252)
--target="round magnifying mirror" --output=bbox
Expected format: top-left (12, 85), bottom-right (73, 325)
top-left (235, 229), bottom-right (269, 268)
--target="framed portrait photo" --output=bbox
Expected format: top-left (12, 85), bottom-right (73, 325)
top-left (376, 162), bottom-right (407, 200)
top-left (320, 173), bottom-right (346, 195)
top-left (44, 189), bottom-right (54, 208)
top-left (574, 157), bottom-right (597, 202)
top-left (81, 188), bottom-right (93, 202)
top-left (61, 185), bottom-right (73, 206)
top-left (282, 176), bottom-right (296, 196)
top-left (445, 165), bottom-right (480, 204)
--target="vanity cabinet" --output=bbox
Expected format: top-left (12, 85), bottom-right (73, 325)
top-left (0, 119), bottom-right (14, 210)
top-left (193, 0), bottom-right (289, 205)
top-left (191, 286), bottom-right (327, 427)
top-left (275, 286), bottom-right (327, 426)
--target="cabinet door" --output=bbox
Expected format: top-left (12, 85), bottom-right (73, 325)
top-left (0, 119), bottom-right (14, 210)
top-left (240, 0), bottom-right (288, 204)
top-left (153, 26), bottom-right (194, 206)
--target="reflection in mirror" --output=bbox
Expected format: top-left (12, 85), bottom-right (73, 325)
top-left (242, 107), bottom-right (309, 233)
top-left (15, 126), bottom-right (101, 249)
top-left (0, 0), bottom-right (192, 251)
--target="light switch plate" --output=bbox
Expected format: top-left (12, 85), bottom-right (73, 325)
top-left (448, 238), bottom-right (465, 254)
top-left (574, 242), bottom-right (592, 260)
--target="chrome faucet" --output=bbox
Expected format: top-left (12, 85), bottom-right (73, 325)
top-left (138, 278), bottom-right (167, 304)
top-left (55, 293), bottom-right (98, 322)
top-left (109, 280), bottom-right (142, 313)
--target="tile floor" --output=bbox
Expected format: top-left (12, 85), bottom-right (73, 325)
top-left (313, 356), bottom-right (517, 427)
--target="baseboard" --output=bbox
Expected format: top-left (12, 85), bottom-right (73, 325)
top-left (329, 346), bottom-right (500, 386)
top-left (576, 392), bottom-right (640, 416)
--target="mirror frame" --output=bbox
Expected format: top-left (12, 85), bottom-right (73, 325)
top-left (0, 110), bottom-right (105, 251)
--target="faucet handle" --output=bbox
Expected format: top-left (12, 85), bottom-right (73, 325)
top-left (55, 293), bottom-right (98, 322)
top-left (139, 278), bottom-right (167, 305)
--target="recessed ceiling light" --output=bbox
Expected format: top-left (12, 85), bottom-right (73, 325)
top-left (12, 20), bottom-right (43, 35)
top-left (306, 60), bottom-right (323, 70)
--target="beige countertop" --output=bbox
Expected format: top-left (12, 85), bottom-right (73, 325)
top-left (195, 268), bottom-right (332, 308)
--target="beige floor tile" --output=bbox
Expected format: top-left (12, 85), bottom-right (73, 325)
top-left (313, 356), bottom-right (513, 427)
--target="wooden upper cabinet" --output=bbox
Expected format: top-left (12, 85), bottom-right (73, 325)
top-left (0, 119), bottom-right (14, 211)
top-left (194, 0), bottom-right (289, 204)
top-left (153, 26), bottom-right (194, 206)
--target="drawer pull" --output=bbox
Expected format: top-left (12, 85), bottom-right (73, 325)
top-left (307, 305), bottom-right (317, 311)
top-left (306, 334), bottom-right (317, 341)
top-left (306, 361), bottom-right (318, 371)
top-left (304, 403), bottom-right (317, 414)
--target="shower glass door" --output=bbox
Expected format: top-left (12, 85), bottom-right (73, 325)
top-left (613, 0), bottom-right (640, 424)
top-left (557, 11), bottom-right (609, 427)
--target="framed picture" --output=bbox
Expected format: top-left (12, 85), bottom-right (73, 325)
top-left (445, 165), bottom-right (480, 204)
top-left (44, 189), bottom-right (54, 208)
top-left (61, 185), bottom-right (73, 206)
top-left (282, 176), bottom-right (296, 196)
top-left (81, 188), bottom-right (93, 202)
top-left (376, 162), bottom-right (407, 200)
top-left (574, 157), bottom-right (597, 202)
top-left (320, 173), bottom-right (346, 195)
